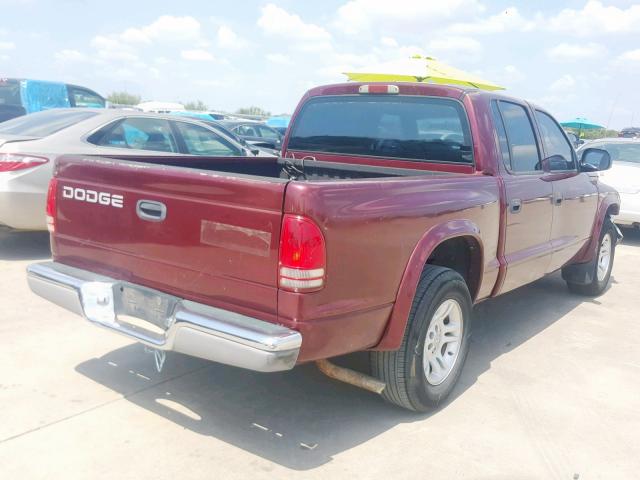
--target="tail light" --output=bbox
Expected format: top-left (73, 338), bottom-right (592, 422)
top-left (46, 178), bottom-right (58, 233)
top-left (279, 214), bottom-right (326, 292)
top-left (0, 153), bottom-right (49, 172)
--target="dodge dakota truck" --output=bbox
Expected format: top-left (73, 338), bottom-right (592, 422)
top-left (27, 82), bottom-right (619, 412)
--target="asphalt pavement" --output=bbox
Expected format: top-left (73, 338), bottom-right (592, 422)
top-left (1, 227), bottom-right (639, 479)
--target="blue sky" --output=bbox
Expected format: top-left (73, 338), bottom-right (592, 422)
top-left (1, 0), bottom-right (640, 128)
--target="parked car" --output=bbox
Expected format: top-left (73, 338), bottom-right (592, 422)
top-left (219, 120), bottom-right (283, 152)
top-left (169, 110), bottom-right (226, 121)
top-left (266, 116), bottom-right (290, 136)
top-left (618, 127), bottom-right (640, 138)
top-left (27, 82), bottom-right (618, 412)
top-left (0, 109), bottom-right (275, 230)
top-left (0, 78), bottom-right (105, 122)
top-left (579, 138), bottom-right (640, 228)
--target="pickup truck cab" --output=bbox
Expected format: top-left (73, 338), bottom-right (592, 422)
top-left (27, 83), bottom-right (619, 411)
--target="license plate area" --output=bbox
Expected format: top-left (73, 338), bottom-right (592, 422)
top-left (114, 285), bottom-right (179, 340)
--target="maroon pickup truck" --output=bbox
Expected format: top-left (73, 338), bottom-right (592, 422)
top-left (28, 82), bottom-right (620, 411)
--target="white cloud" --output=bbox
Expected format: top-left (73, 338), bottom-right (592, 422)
top-left (547, 42), bottom-right (606, 61)
top-left (0, 41), bottom-right (15, 50)
top-left (180, 49), bottom-right (214, 61)
top-left (501, 65), bottom-right (525, 83)
top-left (91, 35), bottom-right (138, 61)
top-left (547, 1), bottom-right (640, 36)
top-left (217, 25), bottom-right (248, 49)
top-left (448, 7), bottom-right (535, 34)
top-left (334, 0), bottom-right (483, 35)
top-left (258, 3), bottom-right (331, 51)
top-left (54, 49), bottom-right (87, 62)
top-left (119, 15), bottom-right (202, 44)
top-left (617, 49), bottom-right (640, 62)
top-left (380, 37), bottom-right (398, 48)
top-left (427, 36), bottom-right (482, 56)
top-left (266, 53), bottom-right (292, 65)
top-left (550, 74), bottom-right (576, 92)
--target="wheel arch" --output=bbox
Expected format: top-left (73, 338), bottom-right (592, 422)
top-left (572, 195), bottom-right (620, 265)
top-left (374, 220), bottom-right (484, 351)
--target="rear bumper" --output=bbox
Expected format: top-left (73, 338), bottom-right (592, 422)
top-left (27, 262), bottom-right (302, 372)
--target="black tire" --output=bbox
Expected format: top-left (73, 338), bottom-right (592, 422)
top-left (370, 265), bottom-right (472, 412)
top-left (567, 218), bottom-right (616, 296)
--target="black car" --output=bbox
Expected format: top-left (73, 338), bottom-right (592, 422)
top-left (619, 127), bottom-right (640, 138)
top-left (218, 120), bottom-right (283, 152)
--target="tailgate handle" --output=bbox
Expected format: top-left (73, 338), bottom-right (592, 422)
top-left (136, 200), bottom-right (167, 222)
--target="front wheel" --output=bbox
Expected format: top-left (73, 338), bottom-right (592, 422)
top-left (370, 266), bottom-right (472, 412)
top-left (567, 218), bottom-right (617, 296)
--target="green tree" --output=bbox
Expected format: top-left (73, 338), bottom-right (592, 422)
top-left (106, 91), bottom-right (141, 106)
top-left (566, 128), bottom-right (619, 140)
top-left (184, 100), bottom-right (208, 111)
top-left (235, 106), bottom-right (271, 117)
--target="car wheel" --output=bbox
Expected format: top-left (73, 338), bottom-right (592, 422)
top-left (370, 265), bottom-right (472, 412)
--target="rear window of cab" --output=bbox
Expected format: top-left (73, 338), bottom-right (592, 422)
top-left (288, 95), bottom-right (473, 164)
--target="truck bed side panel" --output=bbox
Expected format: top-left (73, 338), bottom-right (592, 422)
top-left (280, 174), bottom-right (501, 362)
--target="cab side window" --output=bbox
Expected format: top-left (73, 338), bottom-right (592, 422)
top-left (497, 101), bottom-right (541, 173)
top-left (535, 110), bottom-right (576, 171)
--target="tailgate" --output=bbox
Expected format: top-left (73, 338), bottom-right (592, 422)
top-left (52, 156), bottom-right (288, 320)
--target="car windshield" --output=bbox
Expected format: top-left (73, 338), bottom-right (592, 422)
top-left (0, 109), bottom-right (96, 137)
top-left (288, 95), bottom-right (473, 163)
top-left (599, 143), bottom-right (640, 164)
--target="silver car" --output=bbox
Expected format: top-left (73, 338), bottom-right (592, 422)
top-left (0, 109), bottom-right (275, 230)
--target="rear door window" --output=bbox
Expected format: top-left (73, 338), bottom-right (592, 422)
top-left (174, 121), bottom-right (242, 156)
top-left (92, 118), bottom-right (178, 153)
top-left (496, 101), bottom-right (541, 173)
top-left (288, 95), bottom-right (473, 164)
top-left (235, 125), bottom-right (259, 137)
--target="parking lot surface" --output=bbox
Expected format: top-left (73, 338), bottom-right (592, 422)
top-left (1, 228), bottom-right (639, 479)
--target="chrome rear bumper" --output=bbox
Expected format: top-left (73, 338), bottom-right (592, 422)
top-left (27, 262), bottom-right (301, 372)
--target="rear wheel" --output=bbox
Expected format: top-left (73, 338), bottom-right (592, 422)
top-left (567, 218), bottom-right (616, 296)
top-left (370, 266), bottom-right (472, 412)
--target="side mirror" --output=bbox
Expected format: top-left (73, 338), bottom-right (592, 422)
top-left (580, 148), bottom-right (611, 172)
top-left (545, 154), bottom-right (571, 171)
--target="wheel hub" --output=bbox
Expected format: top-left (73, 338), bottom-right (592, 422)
top-left (597, 233), bottom-right (612, 282)
top-left (423, 298), bottom-right (464, 386)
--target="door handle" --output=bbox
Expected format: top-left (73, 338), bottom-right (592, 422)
top-left (136, 200), bottom-right (167, 222)
top-left (509, 199), bottom-right (522, 214)
top-left (553, 194), bottom-right (563, 206)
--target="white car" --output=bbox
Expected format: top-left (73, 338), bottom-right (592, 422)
top-left (0, 109), bottom-right (274, 230)
top-left (581, 138), bottom-right (640, 228)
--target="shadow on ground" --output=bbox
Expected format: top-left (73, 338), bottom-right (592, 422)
top-left (76, 271), bottom-right (599, 470)
top-left (0, 229), bottom-right (50, 261)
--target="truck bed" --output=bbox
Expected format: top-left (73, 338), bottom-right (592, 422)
top-left (100, 154), bottom-right (443, 181)
top-left (51, 154), bottom-right (498, 362)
